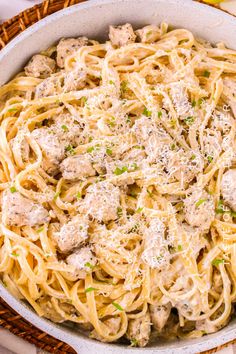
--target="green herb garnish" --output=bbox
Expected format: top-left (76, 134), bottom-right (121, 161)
top-left (10, 186), bottom-right (17, 193)
top-left (130, 338), bottom-right (138, 347)
top-left (61, 125), bottom-right (69, 132)
top-left (117, 207), bottom-right (123, 218)
top-left (85, 287), bottom-right (97, 293)
top-left (195, 199), bottom-right (207, 208)
top-left (53, 192), bottom-right (60, 201)
top-left (114, 166), bottom-right (128, 175)
top-left (184, 116), bottom-right (195, 125)
top-left (65, 145), bottom-right (75, 155)
top-left (11, 252), bottom-right (19, 257)
top-left (212, 259), bottom-right (224, 266)
top-left (203, 70), bottom-right (210, 78)
top-left (158, 111), bottom-right (162, 118)
top-left (106, 148), bottom-right (112, 156)
top-left (76, 192), bottom-right (82, 199)
top-left (85, 262), bottom-right (94, 270)
top-left (136, 207), bottom-right (143, 213)
top-left (112, 302), bottom-right (124, 311)
top-left (143, 107), bottom-right (152, 117)
top-left (36, 227), bottom-right (44, 233)
top-left (207, 155), bottom-right (213, 163)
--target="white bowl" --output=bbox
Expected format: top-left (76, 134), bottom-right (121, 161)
top-left (1, 1), bottom-right (236, 353)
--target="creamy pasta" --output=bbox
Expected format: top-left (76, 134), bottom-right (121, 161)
top-left (0, 22), bottom-right (236, 347)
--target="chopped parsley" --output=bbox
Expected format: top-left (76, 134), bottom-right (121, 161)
top-left (136, 207), bottom-right (143, 213)
top-left (109, 80), bottom-right (115, 85)
top-left (184, 116), bottom-right (195, 125)
top-left (65, 145), bottom-right (75, 155)
top-left (61, 125), bottom-right (69, 132)
top-left (106, 148), bottom-right (112, 156)
top-left (157, 111), bottom-right (162, 118)
top-left (7, 108), bottom-right (18, 112)
top-left (85, 287), bottom-right (97, 293)
top-left (11, 252), bottom-right (19, 257)
top-left (36, 227), bottom-right (44, 233)
top-left (10, 186), bottom-right (17, 193)
top-left (87, 146), bottom-right (95, 153)
top-left (195, 198), bottom-right (207, 208)
top-left (112, 302), bottom-right (124, 311)
top-left (146, 30), bottom-right (153, 37)
top-left (177, 245), bottom-right (183, 251)
top-left (120, 80), bottom-right (128, 93)
top-left (170, 143), bottom-right (176, 151)
top-left (130, 338), bottom-right (138, 347)
top-left (207, 155), bottom-right (213, 163)
top-left (130, 162), bottom-right (138, 171)
top-left (108, 117), bottom-right (116, 127)
top-left (190, 154), bottom-right (196, 161)
top-left (126, 116), bottom-right (131, 124)
top-left (53, 192), bottom-right (60, 201)
top-left (114, 166), bottom-right (128, 175)
top-left (81, 96), bottom-right (87, 105)
top-left (117, 207), bottom-right (123, 218)
top-left (134, 145), bottom-right (145, 150)
top-left (203, 70), bottom-right (210, 78)
top-left (216, 199), bottom-right (225, 214)
top-left (84, 262), bottom-right (94, 270)
top-left (143, 107), bottom-right (152, 117)
top-left (212, 259), bottom-right (224, 266)
top-left (76, 192), bottom-right (82, 199)
top-left (192, 100), bottom-right (196, 107)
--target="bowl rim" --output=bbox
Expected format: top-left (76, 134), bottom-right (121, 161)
top-left (1, 0), bottom-right (236, 352)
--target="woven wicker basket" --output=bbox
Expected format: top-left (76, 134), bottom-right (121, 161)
top-left (0, 1), bottom-right (235, 353)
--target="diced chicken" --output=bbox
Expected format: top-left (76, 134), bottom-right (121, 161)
top-left (184, 188), bottom-right (215, 230)
top-left (80, 182), bottom-right (120, 222)
top-left (35, 67), bottom-right (87, 98)
top-left (167, 149), bottom-right (204, 184)
top-left (60, 155), bottom-right (95, 181)
top-left (196, 319), bottom-right (221, 334)
top-left (150, 302), bottom-right (171, 331)
top-left (52, 215), bottom-right (89, 253)
top-left (109, 24), bottom-right (136, 47)
top-left (57, 37), bottom-right (88, 68)
top-left (221, 169), bottom-right (236, 212)
top-left (25, 54), bottom-right (56, 79)
top-left (91, 317), bottom-right (121, 342)
top-left (2, 190), bottom-right (49, 227)
top-left (141, 218), bottom-right (171, 269)
top-left (66, 246), bottom-right (97, 279)
top-left (136, 25), bottom-right (161, 43)
top-left (31, 128), bottom-right (65, 175)
top-left (35, 75), bottom-right (60, 98)
top-left (63, 67), bottom-right (87, 92)
top-left (50, 113), bottom-right (82, 146)
top-left (126, 312), bottom-right (151, 347)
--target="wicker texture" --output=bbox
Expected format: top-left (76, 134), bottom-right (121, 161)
top-left (0, 0), bottom-right (235, 353)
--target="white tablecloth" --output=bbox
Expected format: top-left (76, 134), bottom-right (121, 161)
top-left (0, 0), bottom-right (236, 353)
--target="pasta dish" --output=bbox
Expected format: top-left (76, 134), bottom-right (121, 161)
top-left (0, 22), bottom-right (236, 347)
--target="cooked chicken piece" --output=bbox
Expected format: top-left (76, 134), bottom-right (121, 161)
top-left (196, 319), bottom-right (221, 334)
top-left (168, 149), bottom-right (204, 184)
top-left (126, 312), bottom-right (151, 347)
top-left (109, 23), bottom-right (136, 47)
top-left (150, 303), bottom-right (171, 331)
top-left (52, 215), bottom-right (89, 253)
top-left (57, 37), bottom-right (88, 68)
top-left (221, 169), bottom-right (236, 212)
top-left (66, 246), bottom-right (97, 279)
top-left (80, 182), bottom-right (120, 222)
top-left (35, 67), bottom-right (87, 98)
top-left (35, 75), bottom-right (60, 98)
top-left (60, 155), bottom-right (95, 181)
top-left (50, 113), bottom-right (82, 146)
top-left (63, 67), bottom-right (87, 91)
top-left (141, 218), bottom-right (170, 269)
top-left (91, 317), bottom-right (121, 342)
top-left (25, 54), bottom-right (56, 79)
top-left (132, 116), bottom-right (157, 142)
top-left (31, 128), bottom-right (65, 175)
top-left (184, 188), bottom-right (215, 230)
top-left (136, 25), bottom-right (161, 43)
top-left (2, 190), bottom-right (49, 227)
